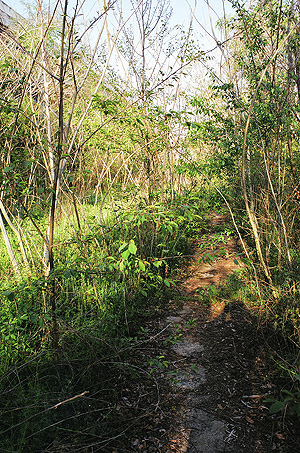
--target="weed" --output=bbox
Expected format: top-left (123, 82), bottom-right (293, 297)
top-left (163, 324), bottom-right (183, 346)
top-left (265, 373), bottom-right (300, 417)
top-left (185, 318), bottom-right (198, 329)
top-left (147, 355), bottom-right (171, 374)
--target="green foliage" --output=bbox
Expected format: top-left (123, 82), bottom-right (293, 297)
top-left (196, 269), bottom-right (260, 309)
top-left (265, 374), bottom-right (300, 418)
top-left (0, 193), bottom-right (201, 451)
top-left (147, 355), bottom-right (171, 374)
top-left (0, 196), bottom-right (195, 369)
top-left (2, 0), bottom-right (300, 446)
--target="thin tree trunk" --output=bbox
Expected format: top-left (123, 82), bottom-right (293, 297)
top-left (46, 0), bottom-right (69, 349)
top-left (0, 211), bottom-right (20, 277)
top-left (0, 200), bottom-right (30, 273)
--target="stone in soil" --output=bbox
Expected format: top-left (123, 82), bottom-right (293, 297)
top-left (172, 339), bottom-right (204, 357)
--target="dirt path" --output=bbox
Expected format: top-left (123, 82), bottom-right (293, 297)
top-left (120, 212), bottom-right (299, 452)
top-left (152, 213), bottom-right (297, 452)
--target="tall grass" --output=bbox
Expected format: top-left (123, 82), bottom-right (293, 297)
top-left (0, 190), bottom-right (202, 451)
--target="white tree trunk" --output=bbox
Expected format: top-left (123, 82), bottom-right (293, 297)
top-left (0, 210), bottom-right (20, 277)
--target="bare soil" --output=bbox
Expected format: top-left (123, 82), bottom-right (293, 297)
top-left (107, 213), bottom-right (300, 452)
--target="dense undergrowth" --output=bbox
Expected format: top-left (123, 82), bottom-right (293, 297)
top-left (0, 191), bottom-right (208, 451)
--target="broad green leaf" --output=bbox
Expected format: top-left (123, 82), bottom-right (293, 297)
top-left (118, 242), bottom-right (127, 252)
top-left (122, 249), bottom-right (130, 260)
top-left (241, 257), bottom-right (252, 266)
top-left (164, 279), bottom-right (170, 287)
top-left (138, 260), bottom-right (145, 271)
top-left (166, 224), bottom-right (173, 234)
top-left (128, 241), bottom-right (137, 255)
top-left (233, 259), bottom-right (239, 265)
top-left (153, 260), bottom-right (162, 268)
top-left (269, 400), bottom-right (286, 414)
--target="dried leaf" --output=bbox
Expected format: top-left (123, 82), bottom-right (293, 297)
top-left (225, 313), bottom-right (231, 322)
top-left (245, 416), bottom-right (254, 424)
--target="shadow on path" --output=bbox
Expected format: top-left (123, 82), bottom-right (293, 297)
top-left (161, 213), bottom-right (296, 453)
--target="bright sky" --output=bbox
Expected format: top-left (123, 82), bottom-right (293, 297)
top-left (4, 0), bottom-right (235, 89)
top-left (5, 0), bottom-right (234, 45)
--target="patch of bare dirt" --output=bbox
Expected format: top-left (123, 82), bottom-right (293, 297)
top-left (157, 213), bottom-right (299, 453)
top-left (107, 212), bottom-right (300, 452)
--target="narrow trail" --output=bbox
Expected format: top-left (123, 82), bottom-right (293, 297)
top-left (125, 212), bottom-right (299, 452)
top-left (154, 213), bottom-right (291, 452)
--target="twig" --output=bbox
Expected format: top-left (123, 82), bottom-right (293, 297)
top-left (0, 391), bottom-right (88, 435)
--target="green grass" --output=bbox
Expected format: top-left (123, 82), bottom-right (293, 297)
top-left (0, 191), bottom-right (201, 450)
